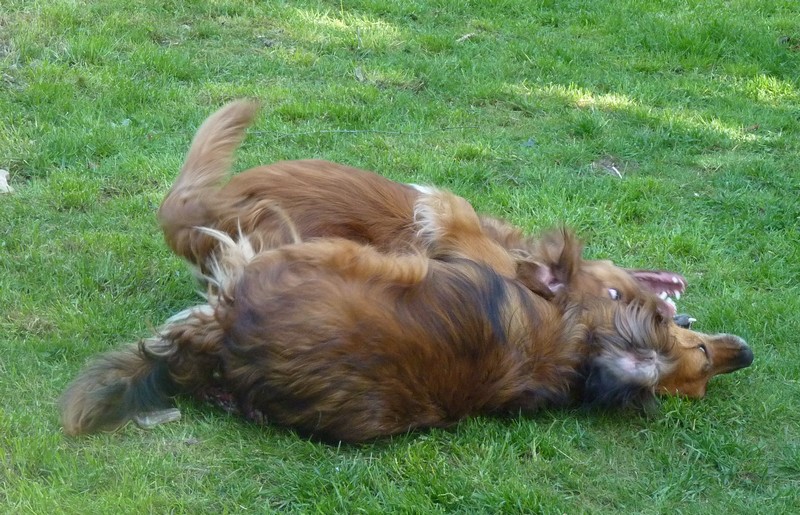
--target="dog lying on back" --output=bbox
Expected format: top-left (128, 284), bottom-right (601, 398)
top-left (61, 227), bottom-right (678, 442)
top-left (160, 101), bottom-right (688, 315)
top-left (156, 100), bottom-right (753, 398)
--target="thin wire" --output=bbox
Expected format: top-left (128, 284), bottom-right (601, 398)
top-left (245, 126), bottom-right (482, 138)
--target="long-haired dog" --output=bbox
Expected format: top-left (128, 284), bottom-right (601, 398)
top-left (61, 228), bottom-right (679, 442)
top-left (156, 100), bottom-right (752, 397)
top-left (160, 101), bottom-right (687, 313)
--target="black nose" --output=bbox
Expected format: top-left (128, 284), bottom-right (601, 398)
top-left (738, 344), bottom-right (754, 368)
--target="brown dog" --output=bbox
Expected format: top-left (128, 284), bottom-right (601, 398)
top-left (157, 100), bottom-right (752, 397)
top-left (159, 101), bottom-right (686, 311)
top-left (60, 228), bottom-right (677, 442)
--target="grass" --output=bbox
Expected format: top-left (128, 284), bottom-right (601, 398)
top-left (1, 0), bottom-right (799, 512)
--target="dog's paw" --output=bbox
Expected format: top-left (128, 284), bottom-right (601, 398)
top-left (133, 408), bottom-right (182, 429)
top-left (0, 169), bottom-right (13, 194)
top-left (673, 314), bottom-right (697, 329)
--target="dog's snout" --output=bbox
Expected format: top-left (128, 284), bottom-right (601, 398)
top-left (729, 335), bottom-right (753, 368)
top-left (715, 335), bottom-right (753, 374)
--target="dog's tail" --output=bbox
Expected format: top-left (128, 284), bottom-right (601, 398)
top-left (158, 100), bottom-right (261, 262)
top-left (59, 305), bottom-right (224, 435)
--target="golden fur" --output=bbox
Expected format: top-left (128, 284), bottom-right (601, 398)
top-left (156, 100), bottom-right (752, 398)
top-left (159, 101), bottom-right (676, 305)
top-left (61, 229), bottom-right (676, 442)
top-left (659, 326), bottom-right (752, 397)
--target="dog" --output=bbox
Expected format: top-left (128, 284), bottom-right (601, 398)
top-left (159, 100), bottom-right (687, 313)
top-left (156, 100), bottom-right (753, 398)
top-left (61, 227), bottom-right (679, 442)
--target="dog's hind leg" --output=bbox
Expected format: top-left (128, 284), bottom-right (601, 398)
top-left (413, 190), bottom-right (518, 277)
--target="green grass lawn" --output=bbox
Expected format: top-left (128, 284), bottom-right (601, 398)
top-left (2, 0), bottom-right (799, 512)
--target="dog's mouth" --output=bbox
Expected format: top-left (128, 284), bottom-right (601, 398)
top-left (627, 269), bottom-right (687, 319)
top-left (656, 290), bottom-right (680, 317)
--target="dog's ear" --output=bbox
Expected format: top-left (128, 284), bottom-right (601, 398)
top-left (514, 260), bottom-right (556, 300)
top-left (581, 299), bottom-right (670, 410)
top-left (521, 228), bottom-right (583, 294)
top-left (556, 229), bottom-right (582, 283)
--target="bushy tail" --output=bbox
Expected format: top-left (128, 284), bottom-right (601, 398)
top-left (60, 305), bottom-right (224, 435)
top-left (59, 340), bottom-right (176, 435)
top-left (158, 100), bottom-right (261, 262)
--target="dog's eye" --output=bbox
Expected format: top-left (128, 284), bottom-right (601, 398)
top-left (698, 344), bottom-right (708, 356)
top-left (608, 288), bottom-right (622, 300)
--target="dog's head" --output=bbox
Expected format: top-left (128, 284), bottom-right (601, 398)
top-left (525, 251), bottom-right (686, 318)
top-left (568, 260), bottom-right (752, 398)
top-left (510, 231), bottom-right (752, 402)
top-left (589, 263), bottom-right (688, 318)
top-left (656, 326), bottom-right (753, 398)
top-left (478, 216), bottom-right (688, 316)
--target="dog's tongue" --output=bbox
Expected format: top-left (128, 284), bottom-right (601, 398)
top-left (627, 269), bottom-right (687, 318)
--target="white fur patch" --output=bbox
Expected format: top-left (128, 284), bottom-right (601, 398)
top-left (598, 349), bottom-right (673, 387)
top-left (407, 183), bottom-right (437, 195)
top-left (196, 226), bottom-right (256, 261)
top-left (616, 353), bottom-right (659, 386)
top-left (163, 304), bottom-right (215, 325)
top-left (148, 304), bottom-right (216, 358)
top-left (0, 169), bottom-right (12, 194)
top-left (195, 225), bottom-right (256, 290)
top-left (412, 192), bottom-right (444, 247)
